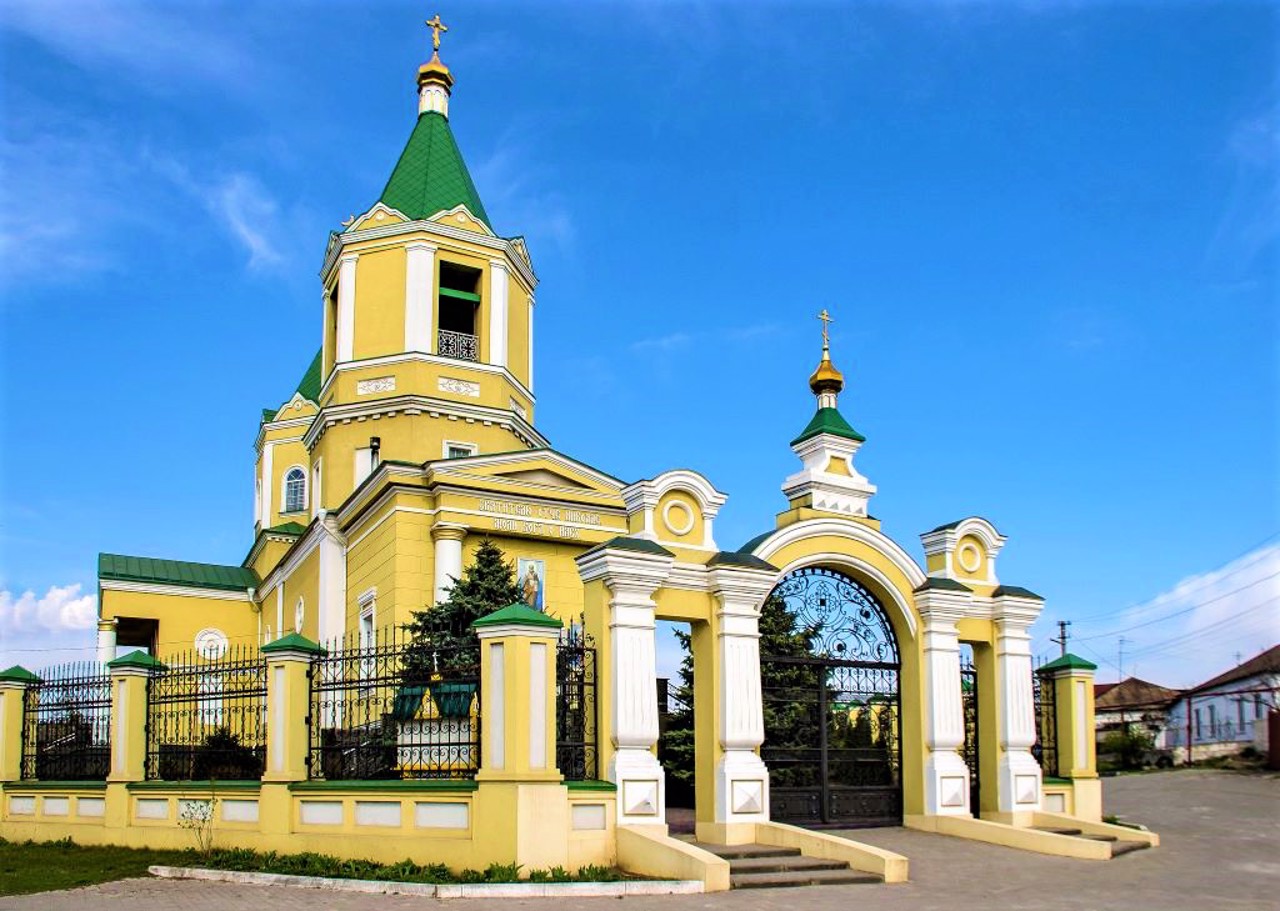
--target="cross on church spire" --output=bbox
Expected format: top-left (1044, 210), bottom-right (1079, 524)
top-left (425, 14), bottom-right (448, 54)
top-left (818, 309), bottom-right (833, 352)
top-left (416, 13), bottom-right (455, 116)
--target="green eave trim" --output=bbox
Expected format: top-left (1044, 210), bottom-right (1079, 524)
top-left (265, 522), bottom-right (308, 537)
top-left (913, 577), bottom-right (973, 594)
top-left (1042, 777), bottom-right (1073, 786)
top-left (0, 665), bottom-right (39, 683)
top-left (1038, 653), bottom-right (1097, 673)
top-left (108, 650), bottom-right (165, 671)
top-left (99, 553), bottom-right (258, 593)
top-left (439, 287), bottom-right (481, 303)
top-left (473, 603), bottom-right (563, 630)
top-left (289, 779), bottom-right (479, 793)
top-left (790, 406), bottom-right (865, 446)
top-left (261, 407), bottom-right (278, 423)
top-left (583, 536), bottom-right (674, 558)
top-left (379, 111), bottom-right (490, 227)
top-left (566, 780), bottom-right (616, 792)
top-left (262, 633), bottom-right (326, 654)
top-left (2, 781), bottom-right (107, 791)
top-left (294, 349), bottom-right (322, 404)
top-left (127, 780), bottom-right (262, 791)
top-left (707, 551), bottom-right (778, 571)
top-left (993, 584), bottom-right (1045, 601)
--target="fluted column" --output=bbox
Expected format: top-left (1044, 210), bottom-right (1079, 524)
top-left (994, 613), bottom-right (1042, 821)
top-left (577, 543), bottom-right (674, 826)
top-left (918, 601), bottom-right (971, 816)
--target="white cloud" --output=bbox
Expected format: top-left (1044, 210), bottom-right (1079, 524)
top-left (631, 332), bottom-right (693, 353)
top-left (0, 583), bottom-right (97, 635)
top-left (472, 136), bottom-right (576, 256)
top-left (1066, 544), bottom-right (1280, 689)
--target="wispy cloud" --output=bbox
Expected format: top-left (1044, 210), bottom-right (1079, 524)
top-left (631, 322), bottom-right (783, 354)
top-left (1066, 544), bottom-right (1280, 688)
top-left (1204, 110), bottom-right (1280, 280)
top-left (472, 133), bottom-right (576, 256)
top-left (1, 0), bottom-right (264, 95)
top-left (631, 332), bottom-right (693, 354)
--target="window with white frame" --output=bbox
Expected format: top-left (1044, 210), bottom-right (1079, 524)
top-left (443, 441), bottom-right (477, 460)
top-left (358, 590), bottom-right (376, 682)
top-left (283, 466), bottom-right (307, 513)
top-left (311, 460), bottom-right (322, 518)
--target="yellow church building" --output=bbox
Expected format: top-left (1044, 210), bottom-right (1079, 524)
top-left (1, 20), bottom-right (1155, 887)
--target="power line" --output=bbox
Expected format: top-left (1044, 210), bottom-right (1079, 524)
top-left (1074, 572), bottom-right (1280, 642)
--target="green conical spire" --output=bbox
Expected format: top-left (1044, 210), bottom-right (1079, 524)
top-left (379, 112), bottom-right (490, 228)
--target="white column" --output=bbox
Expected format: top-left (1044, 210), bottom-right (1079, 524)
top-left (577, 547), bottom-right (674, 826)
top-left (432, 523), bottom-right (468, 605)
top-left (260, 443), bottom-right (275, 530)
top-left (96, 619), bottom-right (117, 666)
top-left (488, 259), bottom-right (509, 368)
top-left (316, 516), bottom-right (347, 649)
top-left (709, 567), bottom-right (775, 837)
top-left (995, 612), bottom-right (1043, 818)
top-left (920, 609), bottom-right (972, 816)
top-left (336, 253), bottom-right (358, 363)
top-left (527, 295), bottom-right (535, 392)
top-left (404, 241), bottom-right (437, 353)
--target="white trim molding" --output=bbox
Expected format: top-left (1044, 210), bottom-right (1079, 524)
top-left (622, 469), bottom-right (728, 549)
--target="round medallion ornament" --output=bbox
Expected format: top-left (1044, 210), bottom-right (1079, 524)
top-left (958, 542), bottom-right (982, 573)
top-left (294, 597), bottom-right (305, 633)
top-left (662, 499), bottom-right (695, 537)
top-left (194, 628), bottom-right (229, 660)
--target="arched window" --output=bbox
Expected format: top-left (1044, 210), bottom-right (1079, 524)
top-left (283, 467), bottom-right (307, 514)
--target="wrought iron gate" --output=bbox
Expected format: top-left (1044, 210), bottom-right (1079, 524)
top-left (959, 656), bottom-right (980, 816)
top-left (761, 567), bottom-right (902, 828)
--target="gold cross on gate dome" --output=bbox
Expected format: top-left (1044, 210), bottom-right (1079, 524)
top-left (818, 309), bottom-right (833, 349)
top-left (426, 13), bottom-right (448, 52)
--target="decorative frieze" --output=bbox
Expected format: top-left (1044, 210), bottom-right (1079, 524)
top-left (356, 376), bottom-right (396, 395)
top-left (439, 377), bottom-right (480, 397)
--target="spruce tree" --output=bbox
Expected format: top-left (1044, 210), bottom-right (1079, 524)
top-left (402, 538), bottom-right (524, 681)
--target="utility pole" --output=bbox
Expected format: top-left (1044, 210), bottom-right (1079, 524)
top-left (1051, 620), bottom-right (1072, 657)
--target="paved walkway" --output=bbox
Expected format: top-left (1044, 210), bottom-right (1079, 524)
top-left (4, 770), bottom-right (1277, 910)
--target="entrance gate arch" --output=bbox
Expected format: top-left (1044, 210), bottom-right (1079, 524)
top-left (760, 566), bottom-right (903, 827)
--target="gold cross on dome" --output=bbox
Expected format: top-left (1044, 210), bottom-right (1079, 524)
top-left (818, 309), bottom-right (833, 348)
top-left (425, 14), bottom-right (448, 52)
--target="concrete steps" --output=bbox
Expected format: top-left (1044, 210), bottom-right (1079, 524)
top-left (1032, 826), bottom-right (1150, 859)
top-left (686, 840), bottom-right (881, 890)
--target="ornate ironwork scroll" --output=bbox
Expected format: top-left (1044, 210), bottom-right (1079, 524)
top-left (555, 622), bottom-right (598, 781)
top-left (770, 567), bottom-right (899, 663)
top-left (1033, 665), bottom-right (1059, 778)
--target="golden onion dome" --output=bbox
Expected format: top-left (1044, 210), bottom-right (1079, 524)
top-left (809, 352), bottom-right (845, 396)
top-left (418, 51), bottom-right (454, 88)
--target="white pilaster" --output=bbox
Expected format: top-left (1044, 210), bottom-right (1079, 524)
top-left (317, 515), bottom-right (347, 649)
top-left (488, 259), bottom-right (509, 368)
top-left (994, 598), bottom-right (1045, 818)
top-left (708, 565), bottom-right (776, 833)
top-left (260, 443), bottom-right (275, 529)
top-left (96, 619), bottom-right (117, 666)
top-left (432, 523), bottom-right (468, 605)
top-left (527, 295), bottom-right (535, 392)
top-left (918, 600), bottom-right (972, 816)
top-left (404, 242), bottom-right (437, 354)
top-left (336, 254), bottom-right (358, 363)
top-left (577, 546), bottom-right (674, 827)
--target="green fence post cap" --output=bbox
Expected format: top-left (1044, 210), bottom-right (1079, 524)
top-left (262, 632), bottom-right (326, 655)
top-left (107, 651), bottom-right (166, 672)
top-left (472, 603), bottom-right (563, 630)
top-left (1037, 653), bottom-right (1098, 673)
top-left (0, 665), bottom-right (40, 684)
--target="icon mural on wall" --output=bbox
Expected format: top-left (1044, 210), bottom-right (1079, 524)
top-left (518, 558), bottom-right (545, 611)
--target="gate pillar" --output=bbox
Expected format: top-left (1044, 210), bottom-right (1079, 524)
top-left (917, 599), bottom-right (971, 816)
top-left (994, 602), bottom-right (1043, 823)
top-left (577, 540), bottom-right (674, 827)
top-left (701, 559), bottom-right (777, 844)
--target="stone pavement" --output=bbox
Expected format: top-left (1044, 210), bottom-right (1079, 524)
top-left (5, 770), bottom-right (1277, 911)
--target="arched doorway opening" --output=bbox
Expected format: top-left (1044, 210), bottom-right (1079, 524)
top-left (761, 566), bottom-right (902, 827)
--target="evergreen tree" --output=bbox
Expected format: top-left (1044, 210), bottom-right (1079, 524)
top-left (401, 538), bottom-right (524, 681)
top-left (658, 628), bottom-right (696, 803)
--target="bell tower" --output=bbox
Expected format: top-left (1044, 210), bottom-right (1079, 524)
top-left (306, 17), bottom-right (545, 512)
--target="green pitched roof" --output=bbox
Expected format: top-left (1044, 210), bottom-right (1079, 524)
top-left (265, 522), bottom-right (308, 536)
top-left (707, 551), bottom-right (777, 571)
top-left (262, 633), bottom-right (326, 655)
top-left (581, 536), bottom-right (674, 558)
top-left (791, 407), bottom-right (865, 447)
top-left (993, 584), bottom-right (1044, 601)
top-left (472, 603), bottom-right (563, 630)
top-left (99, 553), bottom-right (259, 593)
top-left (379, 112), bottom-right (490, 227)
top-left (913, 577), bottom-right (973, 594)
top-left (295, 350), bottom-right (322, 403)
top-left (1038, 653), bottom-right (1097, 673)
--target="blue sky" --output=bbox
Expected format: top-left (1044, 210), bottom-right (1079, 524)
top-left (1, 1), bottom-right (1276, 688)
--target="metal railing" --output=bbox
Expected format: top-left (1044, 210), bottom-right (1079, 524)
top-left (146, 646), bottom-right (267, 781)
top-left (437, 329), bottom-right (478, 361)
top-left (21, 662), bottom-right (111, 781)
top-left (555, 625), bottom-right (597, 781)
top-left (308, 626), bottom-right (480, 781)
top-left (1033, 667), bottom-right (1059, 777)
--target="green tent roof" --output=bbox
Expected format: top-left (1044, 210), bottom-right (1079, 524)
top-left (379, 112), bottom-right (490, 227)
top-left (99, 553), bottom-right (259, 593)
top-left (791, 407), bottom-right (866, 447)
top-left (295, 349), bottom-right (322, 403)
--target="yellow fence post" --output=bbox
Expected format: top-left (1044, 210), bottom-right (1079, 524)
top-left (473, 603), bottom-right (568, 872)
top-left (0, 666), bottom-right (39, 783)
top-left (259, 633), bottom-right (324, 835)
top-left (104, 650), bottom-right (164, 830)
top-left (1041, 653), bottom-right (1100, 820)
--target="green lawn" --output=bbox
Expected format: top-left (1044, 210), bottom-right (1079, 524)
top-left (0, 838), bottom-right (191, 896)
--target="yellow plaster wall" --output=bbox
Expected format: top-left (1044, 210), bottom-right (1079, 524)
top-left (507, 285), bottom-right (530, 389)
top-left (280, 548), bottom-right (321, 642)
top-left (99, 589), bottom-right (258, 660)
top-left (953, 534), bottom-right (989, 583)
top-left (654, 492), bottom-right (705, 548)
top-left (352, 247), bottom-right (407, 361)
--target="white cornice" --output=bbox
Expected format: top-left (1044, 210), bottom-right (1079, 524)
top-left (100, 580), bottom-right (252, 602)
top-left (429, 449), bottom-right (623, 494)
top-left (302, 393), bottom-right (550, 451)
top-left (621, 469), bottom-right (727, 516)
top-left (317, 351), bottom-right (536, 408)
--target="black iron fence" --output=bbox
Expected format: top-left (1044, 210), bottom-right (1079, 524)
top-left (21, 662), bottom-right (111, 781)
top-left (308, 626), bottom-right (480, 780)
top-left (1033, 666), bottom-right (1059, 777)
top-left (146, 646), bottom-right (267, 780)
top-left (555, 625), bottom-right (597, 781)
